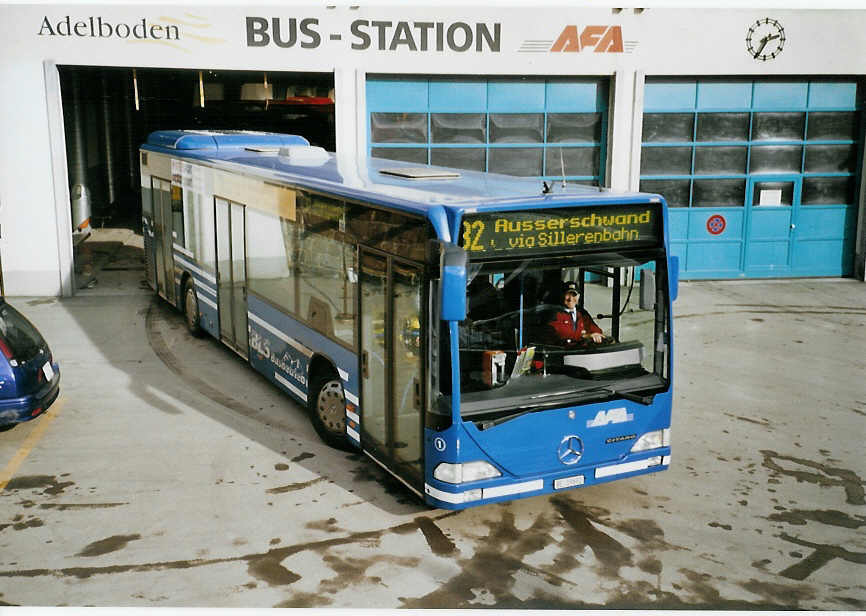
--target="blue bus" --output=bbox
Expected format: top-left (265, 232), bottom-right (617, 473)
top-left (140, 130), bottom-right (678, 509)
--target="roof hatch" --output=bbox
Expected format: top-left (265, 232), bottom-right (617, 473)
top-left (379, 167), bottom-right (461, 180)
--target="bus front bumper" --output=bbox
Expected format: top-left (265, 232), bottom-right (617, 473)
top-left (424, 449), bottom-right (671, 509)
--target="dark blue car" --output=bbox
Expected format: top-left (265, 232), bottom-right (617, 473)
top-left (0, 299), bottom-right (60, 430)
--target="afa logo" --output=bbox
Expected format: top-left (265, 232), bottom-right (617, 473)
top-left (587, 407), bottom-right (634, 428)
top-left (551, 25), bottom-right (623, 53)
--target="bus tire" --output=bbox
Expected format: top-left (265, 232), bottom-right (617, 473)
top-left (308, 373), bottom-right (352, 451)
top-left (182, 278), bottom-right (203, 337)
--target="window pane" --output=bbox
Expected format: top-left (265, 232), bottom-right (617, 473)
top-left (807, 111), bottom-right (857, 141)
top-left (142, 180), bottom-right (154, 216)
top-left (802, 176), bottom-right (856, 205)
top-left (694, 146), bottom-right (747, 174)
top-left (246, 208), bottom-right (296, 314)
top-left (298, 195), bottom-right (355, 346)
top-left (804, 144), bottom-right (857, 173)
top-left (752, 112), bottom-right (805, 141)
top-left (370, 112), bottom-right (427, 143)
top-left (693, 179), bottom-right (745, 207)
top-left (641, 113), bottom-right (694, 142)
top-left (371, 147), bottom-right (428, 164)
top-left (490, 114), bottom-right (543, 143)
top-left (547, 113), bottom-right (602, 143)
top-left (489, 147), bottom-right (542, 176)
top-left (196, 188), bottom-right (216, 275)
top-left (640, 146), bottom-right (692, 175)
top-left (431, 113), bottom-right (486, 144)
top-left (640, 179), bottom-right (690, 207)
top-left (696, 113), bottom-right (749, 142)
top-left (347, 206), bottom-right (431, 262)
top-left (171, 186), bottom-right (185, 247)
top-left (431, 147), bottom-right (486, 172)
top-left (752, 181), bottom-right (793, 207)
top-left (544, 146), bottom-right (599, 177)
top-left (749, 145), bottom-right (803, 173)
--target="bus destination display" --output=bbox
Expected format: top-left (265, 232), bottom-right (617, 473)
top-left (461, 203), bottom-right (660, 257)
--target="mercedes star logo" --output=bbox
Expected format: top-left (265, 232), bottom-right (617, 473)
top-left (558, 435), bottom-right (584, 465)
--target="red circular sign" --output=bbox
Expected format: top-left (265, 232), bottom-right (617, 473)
top-left (707, 214), bottom-right (726, 235)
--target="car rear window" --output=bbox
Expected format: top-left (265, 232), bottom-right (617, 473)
top-left (0, 302), bottom-right (46, 362)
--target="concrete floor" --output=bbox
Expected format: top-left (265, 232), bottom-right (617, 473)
top-left (0, 229), bottom-right (864, 608)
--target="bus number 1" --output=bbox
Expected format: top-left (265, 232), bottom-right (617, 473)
top-left (462, 220), bottom-right (486, 252)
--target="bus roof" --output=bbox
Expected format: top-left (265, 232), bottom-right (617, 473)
top-left (142, 130), bottom-right (663, 219)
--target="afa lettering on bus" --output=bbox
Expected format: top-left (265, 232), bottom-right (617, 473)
top-left (461, 205), bottom-right (659, 256)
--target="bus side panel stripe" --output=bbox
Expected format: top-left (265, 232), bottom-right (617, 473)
top-left (275, 372), bottom-right (307, 403)
top-left (194, 278), bottom-right (217, 298)
top-left (172, 243), bottom-right (194, 259)
top-left (248, 312), bottom-right (314, 358)
top-left (174, 254), bottom-right (216, 285)
top-left (197, 293), bottom-right (217, 311)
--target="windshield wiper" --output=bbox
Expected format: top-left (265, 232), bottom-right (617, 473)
top-left (530, 389), bottom-right (580, 399)
top-left (591, 386), bottom-right (657, 405)
top-left (495, 387), bottom-right (656, 426)
top-left (485, 386), bottom-right (617, 427)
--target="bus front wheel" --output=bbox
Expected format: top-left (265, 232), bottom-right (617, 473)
top-left (182, 279), bottom-right (203, 337)
top-left (308, 374), bottom-right (352, 451)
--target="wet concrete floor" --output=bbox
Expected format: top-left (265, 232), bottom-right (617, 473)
top-left (0, 230), bottom-right (864, 608)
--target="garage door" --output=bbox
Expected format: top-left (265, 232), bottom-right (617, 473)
top-left (367, 77), bottom-right (609, 186)
top-left (640, 79), bottom-right (862, 279)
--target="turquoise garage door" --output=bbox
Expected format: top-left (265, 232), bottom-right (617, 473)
top-left (640, 79), bottom-right (862, 279)
top-left (367, 77), bottom-right (609, 186)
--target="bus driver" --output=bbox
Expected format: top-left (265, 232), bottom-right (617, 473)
top-left (547, 281), bottom-right (604, 346)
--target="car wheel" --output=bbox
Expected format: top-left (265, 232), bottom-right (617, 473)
top-left (308, 374), bottom-right (352, 450)
top-left (183, 279), bottom-right (203, 337)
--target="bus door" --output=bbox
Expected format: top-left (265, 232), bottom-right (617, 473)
top-left (152, 178), bottom-right (175, 302)
top-left (215, 197), bottom-right (249, 358)
top-left (359, 249), bottom-right (424, 494)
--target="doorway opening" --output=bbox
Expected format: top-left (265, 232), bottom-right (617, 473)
top-left (56, 66), bottom-right (335, 292)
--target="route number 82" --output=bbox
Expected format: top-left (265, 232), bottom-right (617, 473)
top-left (462, 220), bottom-right (486, 252)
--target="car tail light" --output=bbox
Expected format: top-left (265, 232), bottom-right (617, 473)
top-left (0, 336), bottom-right (13, 360)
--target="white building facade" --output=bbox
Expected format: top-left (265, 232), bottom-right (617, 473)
top-left (1, 3), bottom-right (864, 295)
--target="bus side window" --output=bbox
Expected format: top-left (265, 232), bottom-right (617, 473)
top-left (246, 208), bottom-right (297, 316)
top-left (171, 183), bottom-right (185, 247)
top-left (297, 193), bottom-right (356, 347)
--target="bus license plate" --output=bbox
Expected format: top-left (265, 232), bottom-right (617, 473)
top-left (42, 362), bottom-right (54, 382)
top-left (554, 475), bottom-right (585, 490)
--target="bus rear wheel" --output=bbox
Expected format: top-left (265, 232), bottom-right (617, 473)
top-left (182, 279), bottom-right (203, 337)
top-left (308, 374), bottom-right (352, 450)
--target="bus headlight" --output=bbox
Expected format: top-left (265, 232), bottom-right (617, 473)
top-left (433, 461), bottom-right (501, 484)
top-left (631, 428), bottom-right (670, 452)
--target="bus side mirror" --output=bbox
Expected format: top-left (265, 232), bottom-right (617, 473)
top-left (441, 244), bottom-right (467, 321)
top-left (670, 255), bottom-right (680, 302)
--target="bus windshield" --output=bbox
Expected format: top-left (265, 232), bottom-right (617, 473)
top-left (441, 251), bottom-right (670, 421)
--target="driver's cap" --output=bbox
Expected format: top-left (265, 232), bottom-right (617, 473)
top-left (561, 281), bottom-right (578, 295)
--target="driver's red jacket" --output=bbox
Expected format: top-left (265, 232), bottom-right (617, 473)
top-left (547, 308), bottom-right (602, 343)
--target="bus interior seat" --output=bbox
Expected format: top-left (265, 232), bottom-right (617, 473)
top-left (307, 296), bottom-right (334, 337)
